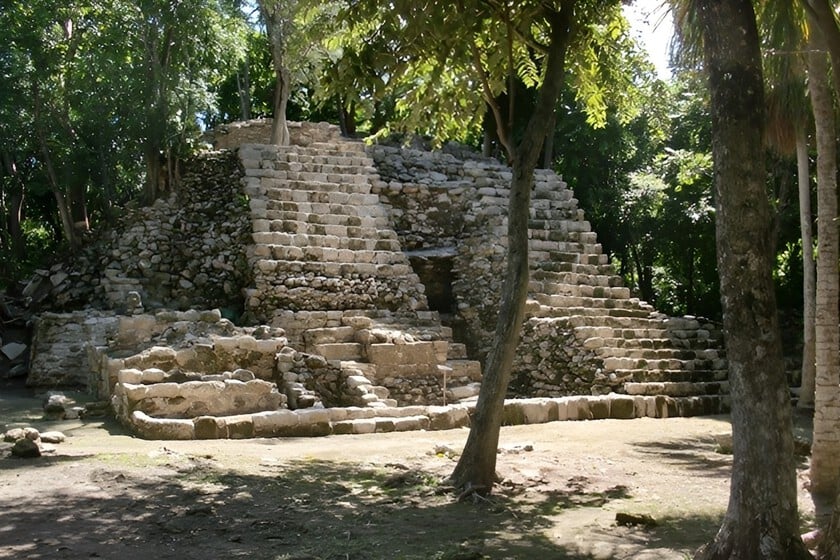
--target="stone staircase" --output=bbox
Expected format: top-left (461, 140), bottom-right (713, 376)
top-left (239, 141), bottom-right (482, 408)
top-left (369, 145), bottom-right (727, 415)
top-left (516, 169), bottom-right (728, 413)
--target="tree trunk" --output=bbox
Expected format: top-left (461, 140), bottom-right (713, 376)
top-left (693, 0), bottom-right (811, 558)
top-left (260, 0), bottom-right (291, 146)
top-left (32, 84), bottom-right (78, 250)
top-left (796, 126), bottom-right (816, 409)
top-left (237, 61), bottom-right (251, 121)
top-left (450, 5), bottom-right (572, 495)
top-left (0, 151), bottom-right (26, 259)
top-left (807, 11), bottom-right (840, 515)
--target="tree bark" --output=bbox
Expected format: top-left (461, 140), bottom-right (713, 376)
top-left (693, 0), bottom-right (811, 557)
top-left (796, 126), bottom-right (816, 409)
top-left (807, 9), bottom-right (840, 515)
top-left (450, 4), bottom-right (573, 495)
top-left (260, 0), bottom-right (291, 146)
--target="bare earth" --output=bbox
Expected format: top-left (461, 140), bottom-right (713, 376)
top-left (0, 387), bottom-right (816, 560)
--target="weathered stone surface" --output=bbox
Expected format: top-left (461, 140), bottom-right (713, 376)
top-left (131, 411), bottom-right (194, 440)
top-left (11, 438), bottom-right (41, 458)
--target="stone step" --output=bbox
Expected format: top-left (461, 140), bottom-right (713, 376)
top-left (262, 199), bottom-right (388, 219)
top-left (617, 368), bottom-right (728, 383)
top-left (527, 236), bottom-right (604, 255)
top-left (309, 141), bottom-right (369, 155)
top-left (531, 269), bottom-right (624, 288)
top-left (532, 293), bottom-right (645, 310)
top-left (573, 325), bottom-right (670, 340)
top-left (267, 150), bottom-right (370, 166)
top-left (303, 326), bottom-right (357, 347)
top-left (603, 355), bottom-right (702, 372)
top-left (543, 250), bottom-right (609, 266)
top-left (264, 187), bottom-right (379, 206)
top-left (254, 214), bottom-right (390, 231)
top-left (251, 220), bottom-right (396, 240)
top-left (528, 218), bottom-right (591, 233)
top-left (448, 342), bottom-right (468, 360)
top-left (528, 304), bottom-right (654, 320)
top-left (583, 336), bottom-right (724, 353)
top-left (252, 231), bottom-right (401, 251)
top-left (592, 345), bottom-right (723, 361)
top-left (251, 208), bottom-right (389, 228)
top-left (253, 245), bottom-right (408, 265)
top-left (583, 337), bottom-right (724, 362)
top-left (313, 342), bottom-right (364, 361)
top-left (261, 169), bottom-right (376, 184)
top-left (251, 259), bottom-right (417, 281)
top-left (445, 359), bottom-right (482, 380)
top-left (536, 261), bottom-right (617, 276)
top-left (624, 381), bottom-right (730, 397)
top-left (529, 281), bottom-right (631, 299)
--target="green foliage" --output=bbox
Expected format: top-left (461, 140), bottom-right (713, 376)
top-left (558, 72), bottom-right (721, 318)
top-left (0, 0), bottom-right (250, 284)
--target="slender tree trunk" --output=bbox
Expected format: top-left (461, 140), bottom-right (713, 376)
top-left (693, 0), bottom-right (810, 557)
top-left (0, 151), bottom-right (26, 259)
top-left (796, 126), bottom-right (816, 409)
top-left (32, 84), bottom-right (78, 250)
top-left (237, 61), bottom-right (251, 121)
top-left (450, 5), bottom-right (573, 495)
top-left (541, 111), bottom-right (557, 169)
top-left (807, 11), bottom-right (840, 514)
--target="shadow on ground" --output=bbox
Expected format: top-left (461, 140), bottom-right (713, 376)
top-left (0, 449), bottom-right (722, 560)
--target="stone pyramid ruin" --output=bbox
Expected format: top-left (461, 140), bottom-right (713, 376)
top-left (25, 121), bottom-right (728, 439)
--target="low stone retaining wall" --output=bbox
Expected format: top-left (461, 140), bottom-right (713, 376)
top-left (125, 392), bottom-right (729, 440)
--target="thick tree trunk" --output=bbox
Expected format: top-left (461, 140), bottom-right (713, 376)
top-left (796, 127), bottom-right (816, 409)
top-left (450, 5), bottom-right (572, 495)
top-left (260, 0), bottom-right (291, 146)
top-left (693, 0), bottom-right (811, 558)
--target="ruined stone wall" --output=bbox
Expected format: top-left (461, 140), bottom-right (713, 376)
top-left (368, 145), bottom-right (519, 359)
top-left (208, 120), bottom-right (341, 150)
top-left (28, 311), bottom-right (120, 389)
top-left (43, 151), bottom-right (251, 315)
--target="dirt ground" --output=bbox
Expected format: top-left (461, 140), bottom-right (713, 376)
top-left (0, 384), bottom-right (817, 560)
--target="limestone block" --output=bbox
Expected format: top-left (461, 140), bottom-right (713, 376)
top-left (393, 416), bottom-right (430, 432)
top-left (294, 408), bottom-right (332, 436)
top-left (119, 383), bottom-right (149, 403)
top-left (144, 382), bottom-right (182, 399)
top-left (374, 418), bottom-right (396, 432)
top-left (633, 396), bottom-right (649, 418)
top-left (655, 395), bottom-right (677, 418)
top-left (131, 411), bottom-right (194, 440)
top-left (333, 418), bottom-right (377, 435)
top-left (141, 368), bottom-right (167, 383)
top-left (194, 416), bottom-right (227, 439)
top-left (341, 406), bottom-right (378, 420)
top-left (609, 394), bottom-right (636, 419)
top-left (225, 414), bottom-right (255, 439)
top-left (118, 369), bottom-right (143, 384)
top-left (447, 382), bottom-right (480, 402)
top-left (553, 398), bottom-right (569, 421)
top-left (589, 396), bottom-right (610, 420)
top-left (368, 342), bottom-right (439, 366)
top-left (568, 397), bottom-right (592, 421)
top-left (428, 406), bottom-right (470, 430)
top-left (345, 375), bottom-right (372, 389)
top-left (252, 409), bottom-right (299, 437)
